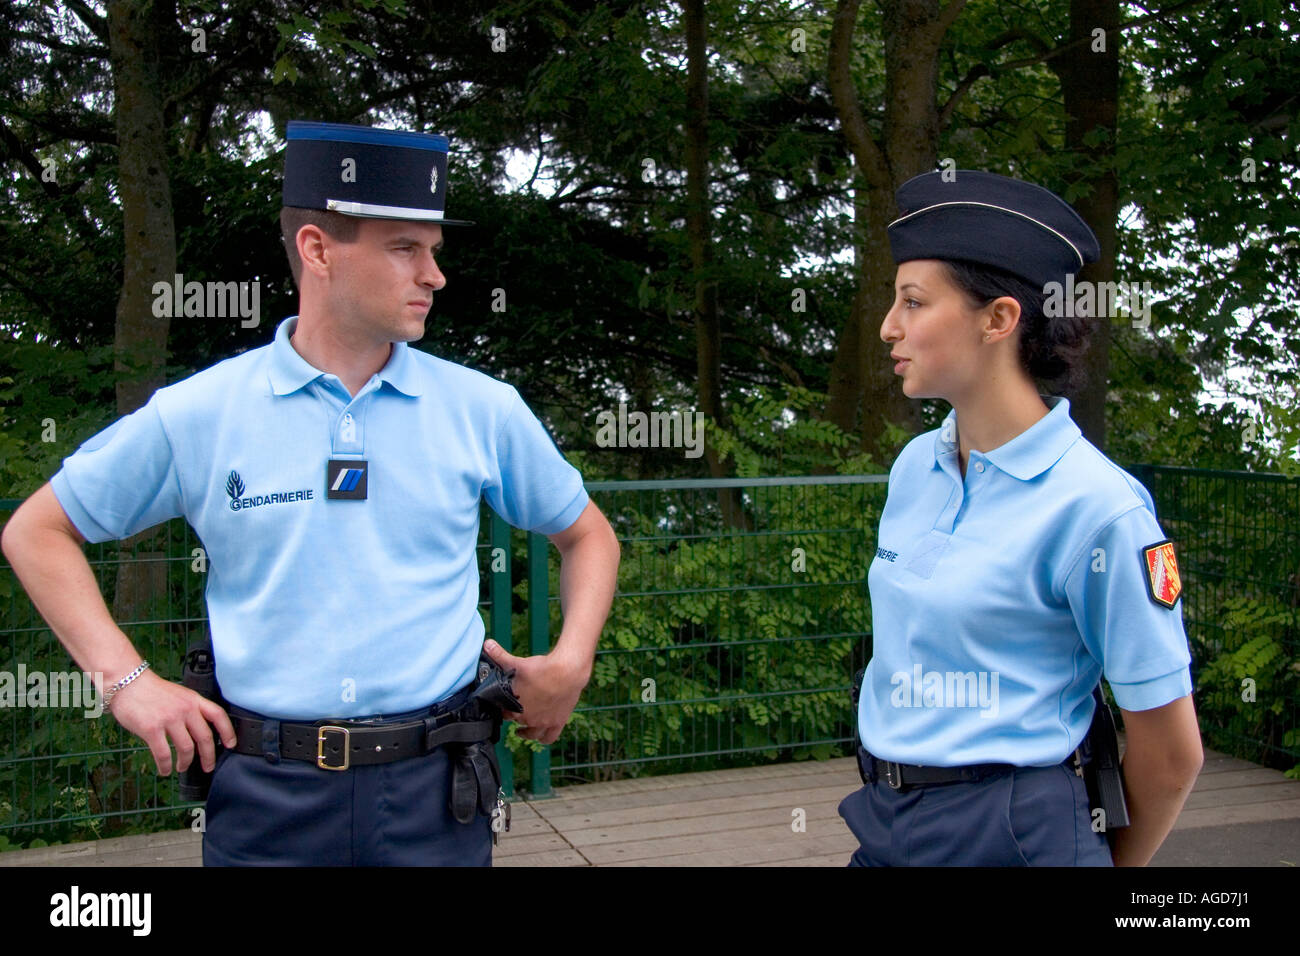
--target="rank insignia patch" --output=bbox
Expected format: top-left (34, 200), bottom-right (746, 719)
top-left (326, 459), bottom-right (368, 500)
top-left (1142, 539), bottom-right (1182, 608)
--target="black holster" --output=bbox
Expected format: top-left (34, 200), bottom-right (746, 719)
top-left (1083, 684), bottom-right (1130, 832)
top-left (178, 633), bottom-right (226, 802)
top-left (446, 651), bottom-right (521, 825)
top-left (850, 666), bottom-right (869, 785)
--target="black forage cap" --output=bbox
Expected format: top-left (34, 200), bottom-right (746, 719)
top-left (887, 169), bottom-right (1099, 288)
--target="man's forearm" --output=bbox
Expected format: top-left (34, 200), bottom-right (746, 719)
top-left (2, 494), bottom-right (143, 689)
top-left (550, 520), bottom-right (620, 677)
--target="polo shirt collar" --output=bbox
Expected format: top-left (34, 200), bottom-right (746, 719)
top-left (268, 316), bottom-right (424, 397)
top-left (934, 396), bottom-right (1080, 481)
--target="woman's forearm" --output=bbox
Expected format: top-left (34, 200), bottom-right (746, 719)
top-left (1109, 696), bottom-right (1204, 866)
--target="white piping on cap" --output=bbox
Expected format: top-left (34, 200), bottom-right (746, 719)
top-left (887, 200), bottom-right (1084, 268)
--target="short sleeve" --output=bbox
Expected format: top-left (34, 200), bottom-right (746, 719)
top-left (1064, 504), bottom-right (1193, 712)
top-left (482, 389), bottom-right (588, 535)
top-left (49, 397), bottom-right (184, 543)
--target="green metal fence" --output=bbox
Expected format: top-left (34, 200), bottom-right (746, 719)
top-left (522, 476), bottom-right (885, 793)
top-left (0, 513), bottom-right (208, 846)
top-left (3, 466), bottom-right (1298, 846)
top-left (1130, 466), bottom-right (1300, 772)
top-left (0, 474), bottom-right (885, 843)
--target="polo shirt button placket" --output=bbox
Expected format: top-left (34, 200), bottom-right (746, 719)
top-left (325, 391), bottom-right (370, 501)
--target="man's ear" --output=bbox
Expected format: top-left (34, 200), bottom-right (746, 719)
top-left (297, 224), bottom-right (331, 282)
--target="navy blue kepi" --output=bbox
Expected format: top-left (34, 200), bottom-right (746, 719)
top-left (887, 169), bottom-right (1099, 288)
top-left (283, 120), bottom-right (474, 225)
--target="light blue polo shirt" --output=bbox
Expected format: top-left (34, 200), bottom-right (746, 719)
top-left (51, 316), bottom-right (589, 719)
top-left (859, 396), bottom-right (1193, 766)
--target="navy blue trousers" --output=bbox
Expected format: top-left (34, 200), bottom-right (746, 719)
top-left (838, 762), bottom-right (1114, 867)
top-left (202, 690), bottom-right (493, 867)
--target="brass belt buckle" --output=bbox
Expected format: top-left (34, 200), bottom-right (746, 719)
top-left (317, 725), bottom-right (351, 770)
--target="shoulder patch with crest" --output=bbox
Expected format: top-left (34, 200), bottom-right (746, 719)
top-left (1142, 539), bottom-right (1182, 608)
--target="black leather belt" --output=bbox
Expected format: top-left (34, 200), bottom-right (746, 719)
top-left (230, 702), bottom-right (494, 771)
top-left (857, 742), bottom-right (1090, 792)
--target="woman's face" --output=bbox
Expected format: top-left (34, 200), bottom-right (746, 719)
top-left (880, 259), bottom-right (986, 402)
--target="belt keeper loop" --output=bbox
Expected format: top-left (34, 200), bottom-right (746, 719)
top-left (261, 718), bottom-right (281, 763)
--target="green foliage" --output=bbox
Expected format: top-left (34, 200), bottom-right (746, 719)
top-left (708, 385), bottom-right (881, 478)
top-left (271, 1), bottom-right (408, 85)
top-left (4, 0), bottom-right (1299, 843)
top-left (505, 385), bottom-right (881, 783)
top-left (0, 340), bottom-right (118, 499)
top-left (1194, 594), bottom-right (1300, 775)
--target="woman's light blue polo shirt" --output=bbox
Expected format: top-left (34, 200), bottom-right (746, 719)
top-left (859, 397), bottom-right (1193, 766)
top-left (51, 317), bottom-right (589, 719)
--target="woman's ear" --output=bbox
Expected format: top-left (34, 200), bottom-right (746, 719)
top-left (983, 295), bottom-right (1022, 343)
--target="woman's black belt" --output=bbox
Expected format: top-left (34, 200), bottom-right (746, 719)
top-left (230, 709), bottom-right (494, 770)
top-left (856, 744), bottom-right (1085, 791)
top-left (852, 738), bottom-right (1086, 790)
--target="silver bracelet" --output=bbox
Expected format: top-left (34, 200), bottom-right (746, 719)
top-left (104, 661), bottom-right (150, 712)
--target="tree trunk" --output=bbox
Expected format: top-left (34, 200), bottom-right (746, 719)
top-left (827, 0), bottom-right (958, 463)
top-left (684, 0), bottom-right (747, 526)
top-left (107, 0), bottom-right (175, 416)
top-left (1054, 0), bottom-right (1120, 450)
top-left (105, 1), bottom-right (176, 654)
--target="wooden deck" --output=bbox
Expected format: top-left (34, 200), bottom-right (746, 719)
top-left (3, 744), bottom-right (1298, 866)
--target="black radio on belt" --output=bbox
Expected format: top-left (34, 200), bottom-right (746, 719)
top-left (1082, 684), bottom-right (1131, 831)
top-left (446, 652), bottom-right (523, 830)
top-left (850, 666), bottom-right (869, 782)
top-left (178, 633), bottom-right (226, 802)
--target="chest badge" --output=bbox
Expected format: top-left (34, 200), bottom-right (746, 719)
top-left (1142, 539), bottom-right (1182, 608)
top-left (326, 459), bottom-right (368, 500)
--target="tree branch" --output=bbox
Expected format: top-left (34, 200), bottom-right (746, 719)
top-left (935, 0), bottom-right (971, 40)
top-left (13, 29), bottom-right (109, 58)
top-left (827, 0), bottom-right (891, 192)
top-left (938, 63), bottom-right (989, 129)
top-left (63, 0), bottom-right (109, 44)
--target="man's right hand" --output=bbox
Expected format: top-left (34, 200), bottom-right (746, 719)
top-left (1, 483), bottom-right (238, 777)
top-left (107, 670), bottom-right (238, 776)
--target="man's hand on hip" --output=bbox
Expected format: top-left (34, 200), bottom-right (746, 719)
top-left (108, 670), bottom-right (238, 776)
top-left (482, 639), bottom-right (590, 745)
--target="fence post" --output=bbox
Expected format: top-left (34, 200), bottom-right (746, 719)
top-left (489, 511), bottom-right (514, 798)
top-left (527, 530), bottom-right (553, 797)
top-left (1129, 463), bottom-right (1155, 494)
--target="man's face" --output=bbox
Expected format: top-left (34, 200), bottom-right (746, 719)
top-left (324, 218), bottom-right (446, 344)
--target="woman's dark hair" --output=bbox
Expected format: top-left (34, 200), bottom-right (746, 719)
top-left (939, 259), bottom-right (1091, 393)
